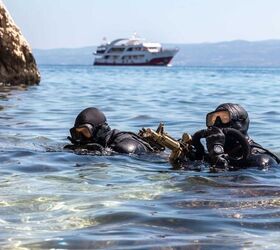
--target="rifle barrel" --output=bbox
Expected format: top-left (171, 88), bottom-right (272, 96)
top-left (145, 128), bottom-right (181, 150)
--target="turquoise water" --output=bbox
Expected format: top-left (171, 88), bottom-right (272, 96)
top-left (1, 65), bottom-right (280, 249)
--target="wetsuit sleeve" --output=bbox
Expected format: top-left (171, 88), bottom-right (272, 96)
top-left (111, 138), bottom-right (149, 154)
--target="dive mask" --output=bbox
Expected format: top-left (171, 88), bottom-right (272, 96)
top-left (70, 123), bottom-right (94, 143)
top-left (206, 110), bottom-right (231, 127)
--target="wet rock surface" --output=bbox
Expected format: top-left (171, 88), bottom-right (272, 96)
top-left (0, 2), bottom-right (40, 85)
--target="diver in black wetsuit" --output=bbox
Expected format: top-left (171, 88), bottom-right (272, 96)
top-left (191, 103), bottom-right (280, 170)
top-left (64, 107), bottom-right (154, 154)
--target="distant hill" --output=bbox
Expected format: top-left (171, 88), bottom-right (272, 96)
top-left (33, 40), bottom-right (280, 67)
top-left (171, 40), bottom-right (280, 67)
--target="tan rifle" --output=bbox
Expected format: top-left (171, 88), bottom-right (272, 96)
top-left (139, 123), bottom-right (192, 164)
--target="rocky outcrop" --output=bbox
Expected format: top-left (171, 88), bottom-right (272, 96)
top-left (0, 2), bottom-right (40, 85)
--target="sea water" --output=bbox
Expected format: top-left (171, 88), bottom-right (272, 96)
top-left (1, 65), bottom-right (280, 249)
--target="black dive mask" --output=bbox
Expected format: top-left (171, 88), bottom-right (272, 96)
top-left (69, 123), bottom-right (95, 144)
top-left (206, 110), bottom-right (231, 127)
top-left (208, 103), bottom-right (250, 135)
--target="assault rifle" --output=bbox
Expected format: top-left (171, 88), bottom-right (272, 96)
top-left (139, 123), bottom-right (192, 164)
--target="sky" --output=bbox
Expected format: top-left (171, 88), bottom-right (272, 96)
top-left (3, 0), bottom-right (280, 49)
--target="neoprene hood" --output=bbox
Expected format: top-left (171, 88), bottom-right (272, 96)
top-left (214, 103), bottom-right (250, 135)
top-left (74, 107), bottom-right (107, 128)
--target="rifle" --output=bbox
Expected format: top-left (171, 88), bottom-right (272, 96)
top-left (139, 123), bottom-right (192, 164)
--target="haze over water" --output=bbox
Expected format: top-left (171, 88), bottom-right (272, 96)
top-left (1, 65), bottom-right (280, 249)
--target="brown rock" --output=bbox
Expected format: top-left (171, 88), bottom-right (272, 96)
top-left (0, 2), bottom-right (40, 85)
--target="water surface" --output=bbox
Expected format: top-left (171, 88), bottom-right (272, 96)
top-left (1, 66), bottom-right (280, 249)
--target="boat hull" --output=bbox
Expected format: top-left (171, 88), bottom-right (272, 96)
top-left (94, 56), bottom-right (173, 66)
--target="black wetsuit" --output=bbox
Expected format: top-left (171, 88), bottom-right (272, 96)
top-left (191, 103), bottom-right (280, 170)
top-left (65, 126), bottom-right (153, 155)
top-left (65, 107), bottom-right (153, 155)
top-left (94, 128), bottom-right (153, 154)
top-left (223, 135), bottom-right (279, 169)
top-left (246, 138), bottom-right (279, 168)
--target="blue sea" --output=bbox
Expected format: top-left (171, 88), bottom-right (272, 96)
top-left (1, 65), bottom-right (280, 249)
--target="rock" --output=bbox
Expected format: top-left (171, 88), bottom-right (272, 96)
top-left (0, 2), bottom-right (40, 85)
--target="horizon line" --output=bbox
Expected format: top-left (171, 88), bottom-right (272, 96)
top-left (33, 38), bottom-right (280, 51)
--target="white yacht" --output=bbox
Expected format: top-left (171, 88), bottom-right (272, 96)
top-left (93, 35), bottom-right (178, 66)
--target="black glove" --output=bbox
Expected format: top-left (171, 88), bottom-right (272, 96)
top-left (206, 127), bottom-right (225, 152)
top-left (206, 127), bottom-right (228, 169)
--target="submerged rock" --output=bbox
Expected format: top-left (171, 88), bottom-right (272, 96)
top-left (0, 2), bottom-right (40, 85)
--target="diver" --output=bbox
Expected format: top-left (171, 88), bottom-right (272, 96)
top-left (191, 103), bottom-right (280, 170)
top-left (64, 107), bottom-right (155, 154)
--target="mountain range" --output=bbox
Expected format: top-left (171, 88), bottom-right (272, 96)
top-left (33, 40), bottom-right (280, 67)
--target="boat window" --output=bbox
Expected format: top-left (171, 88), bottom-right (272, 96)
top-left (148, 47), bottom-right (159, 52)
top-left (97, 50), bottom-right (105, 54)
top-left (108, 47), bottom-right (125, 53)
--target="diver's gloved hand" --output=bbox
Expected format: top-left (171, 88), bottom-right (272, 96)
top-left (206, 126), bottom-right (229, 169)
top-left (206, 126), bottom-right (225, 152)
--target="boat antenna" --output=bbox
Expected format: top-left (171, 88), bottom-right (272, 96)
top-left (132, 32), bottom-right (139, 39)
top-left (102, 36), bottom-right (108, 44)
